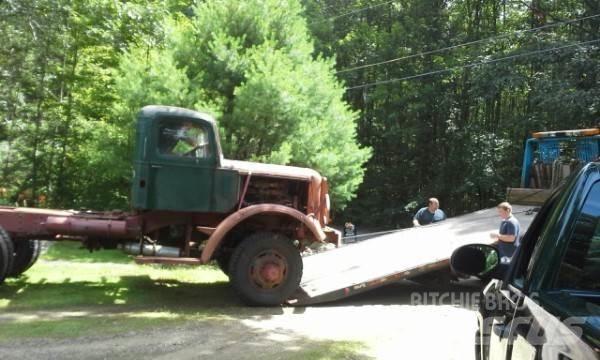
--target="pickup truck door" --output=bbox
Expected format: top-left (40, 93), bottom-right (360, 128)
top-left (506, 177), bottom-right (600, 359)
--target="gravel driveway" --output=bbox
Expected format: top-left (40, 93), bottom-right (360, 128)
top-left (0, 279), bottom-right (481, 360)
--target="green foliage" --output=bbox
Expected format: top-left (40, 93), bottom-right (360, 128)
top-left (1, 0), bottom-right (598, 223)
top-left (114, 0), bottom-right (371, 207)
top-left (304, 0), bottom-right (600, 226)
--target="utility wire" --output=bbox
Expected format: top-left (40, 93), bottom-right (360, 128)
top-left (337, 12), bottom-right (600, 74)
top-left (312, 0), bottom-right (395, 25)
top-left (345, 38), bottom-right (600, 90)
top-left (317, 0), bottom-right (354, 13)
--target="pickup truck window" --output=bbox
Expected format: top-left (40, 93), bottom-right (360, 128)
top-left (537, 180), bottom-right (600, 349)
top-left (511, 186), bottom-right (563, 289)
top-left (555, 180), bottom-right (600, 291)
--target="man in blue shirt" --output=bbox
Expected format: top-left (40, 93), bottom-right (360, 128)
top-left (490, 202), bottom-right (521, 261)
top-left (413, 198), bottom-right (447, 226)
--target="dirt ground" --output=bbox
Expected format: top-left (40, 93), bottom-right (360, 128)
top-left (0, 279), bottom-right (482, 360)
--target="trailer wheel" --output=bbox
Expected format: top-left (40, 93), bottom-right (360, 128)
top-left (229, 232), bottom-right (302, 306)
top-left (0, 227), bottom-right (15, 284)
top-left (8, 239), bottom-right (41, 278)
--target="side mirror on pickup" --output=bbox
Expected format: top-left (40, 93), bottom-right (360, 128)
top-left (450, 244), bottom-right (501, 279)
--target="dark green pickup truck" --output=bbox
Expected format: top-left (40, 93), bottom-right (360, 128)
top-left (452, 162), bottom-right (600, 359)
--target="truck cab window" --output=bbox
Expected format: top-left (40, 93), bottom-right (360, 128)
top-left (555, 181), bottom-right (600, 291)
top-left (158, 119), bottom-right (210, 158)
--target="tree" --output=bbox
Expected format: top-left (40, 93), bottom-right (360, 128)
top-left (114, 0), bottom-right (371, 208)
top-left (304, 0), bottom-right (599, 227)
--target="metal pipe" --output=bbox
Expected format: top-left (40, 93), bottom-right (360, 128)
top-left (238, 171), bottom-right (252, 210)
top-left (46, 216), bottom-right (131, 238)
top-left (120, 242), bottom-right (181, 258)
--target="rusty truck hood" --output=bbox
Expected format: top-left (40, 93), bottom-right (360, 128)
top-left (221, 159), bottom-right (322, 181)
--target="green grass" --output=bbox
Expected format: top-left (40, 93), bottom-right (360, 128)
top-left (0, 241), bottom-right (234, 339)
top-left (0, 242), bottom-right (374, 359)
top-left (0, 312), bottom-right (193, 340)
top-left (1, 242), bottom-right (230, 311)
top-left (43, 241), bottom-right (133, 264)
top-left (288, 341), bottom-right (372, 360)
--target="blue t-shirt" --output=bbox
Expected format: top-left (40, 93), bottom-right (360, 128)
top-left (497, 215), bottom-right (521, 258)
top-left (414, 207), bottom-right (446, 225)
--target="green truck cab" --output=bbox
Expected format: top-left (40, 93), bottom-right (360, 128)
top-left (132, 106), bottom-right (239, 213)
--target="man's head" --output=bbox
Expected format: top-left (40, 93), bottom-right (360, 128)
top-left (427, 198), bottom-right (440, 213)
top-left (497, 202), bottom-right (512, 220)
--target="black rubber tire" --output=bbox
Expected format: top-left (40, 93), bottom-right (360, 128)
top-left (8, 239), bottom-right (41, 277)
top-left (228, 232), bottom-right (302, 306)
top-left (0, 226), bottom-right (15, 284)
top-left (215, 253), bottom-right (231, 277)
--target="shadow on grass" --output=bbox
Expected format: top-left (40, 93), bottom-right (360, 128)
top-left (0, 277), bottom-right (375, 359)
top-left (42, 241), bottom-right (133, 264)
top-left (0, 275), bottom-right (250, 313)
top-left (0, 312), bottom-right (374, 360)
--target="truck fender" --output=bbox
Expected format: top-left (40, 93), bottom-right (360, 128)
top-left (200, 204), bottom-right (326, 263)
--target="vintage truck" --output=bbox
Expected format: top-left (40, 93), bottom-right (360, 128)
top-left (0, 105), bottom-right (339, 306)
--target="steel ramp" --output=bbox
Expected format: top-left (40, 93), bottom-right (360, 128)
top-left (290, 205), bottom-right (537, 305)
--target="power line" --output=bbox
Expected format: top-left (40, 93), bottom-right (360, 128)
top-left (337, 12), bottom-right (600, 74)
top-left (312, 0), bottom-right (395, 25)
top-left (317, 0), bottom-right (355, 13)
top-left (345, 38), bottom-right (600, 91)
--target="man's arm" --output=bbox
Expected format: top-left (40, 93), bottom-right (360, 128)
top-left (413, 209), bottom-right (422, 227)
top-left (491, 222), bottom-right (516, 243)
top-left (497, 234), bottom-right (516, 243)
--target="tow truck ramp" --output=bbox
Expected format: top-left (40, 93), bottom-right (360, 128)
top-left (290, 205), bottom-right (537, 305)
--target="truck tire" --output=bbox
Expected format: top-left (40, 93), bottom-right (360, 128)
top-left (0, 227), bottom-right (15, 284)
top-left (228, 232), bottom-right (302, 306)
top-left (216, 253), bottom-right (231, 277)
top-left (8, 239), bottom-right (41, 277)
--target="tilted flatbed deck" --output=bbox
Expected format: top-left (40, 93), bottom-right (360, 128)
top-left (290, 205), bottom-right (537, 305)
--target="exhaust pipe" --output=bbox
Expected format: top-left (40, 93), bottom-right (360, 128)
top-left (120, 243), bottom-right (181, 258)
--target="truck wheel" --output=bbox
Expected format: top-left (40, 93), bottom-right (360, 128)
top-left (229, 232), bottom-right (302, 306)
top-left (216, 253), bottom-right (231, 276)
top-left (8, 239), bottom-right (41, 277)
top-left (0, 227), bottom-right (15, 284)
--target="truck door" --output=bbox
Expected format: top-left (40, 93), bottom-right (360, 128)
top-left (146, 116), bottom-right (233, 212)
top-left (507, 180), bottom-right (600, 359)
top-left (481, 281), bottom-right (520, 360)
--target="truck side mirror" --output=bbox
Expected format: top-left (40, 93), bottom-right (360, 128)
top-left (450, 244), bottom-right (499, 278)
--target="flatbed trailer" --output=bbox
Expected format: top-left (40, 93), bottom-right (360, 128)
top-left (292, 127), bottom-right (598, 306)
top-left (289, 205), bottom-right (537, 305)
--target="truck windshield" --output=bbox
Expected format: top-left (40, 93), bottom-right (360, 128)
top-left (158, 119), bottom-right (210, 159)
